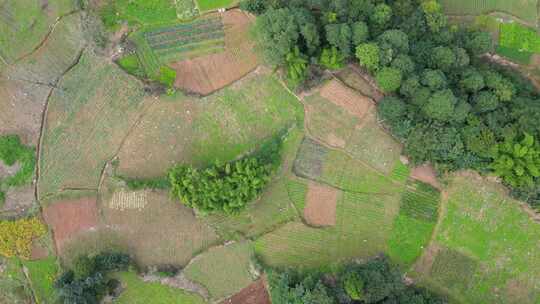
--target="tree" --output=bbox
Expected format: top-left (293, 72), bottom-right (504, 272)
top-left (343, 272), bottom-right (364, 301)
top-left (356, 43), bottom-right (381, 72)
top-left (454, 47), bottom-right (470, 68)
top-left (490, 133), bottom-right (540, 188)
top-left (423, 89), bottom-right (457, 122)
top-left (370, 3), bottom-right (392, 28)
top-left (473, 91), bottom-right (499, 113)
top-left (430, 46), bottom-right (456, 71)
top-left (421, 0), bottom-right (447, 33)
top-left (352, 21), bottom-right (369, 45)
top-left (376, 67), bottom-right (403, 92)
top-left (378, 96), bottom-right (407, 124)
top-left (239, 0), bottom-right (267, 15)
top-left (377, 29), bottom-right (410, 53)
top-left (400, 75), bottom-right (421, 97)
top-left (391, 54), bottom-right (415, 74)
top-left (483, 70), bottom-right (516, 102)
top-left (460, 68), bottom-right (485, 93)
top-left (286, 46), bottom-right (309, 86)
top-left (319, 47), bottom-right (345, 70)
top-left (464, 30), bottom-right (492, 55)
top-left (326, 23), bottom-right (353, 57)
top-left (421, 69), bottom-right (447, 91)
top-left (254, 8), bottom-right (300, 65)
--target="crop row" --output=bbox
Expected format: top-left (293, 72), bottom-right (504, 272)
top-left (144, 17), bottom-right (222, 37)
top-left (400, 181), bottom-right (440, 222)
top-left (146, 22), bottom-right (224, 45)
top-left (150, 31), bottom-right (225, 50)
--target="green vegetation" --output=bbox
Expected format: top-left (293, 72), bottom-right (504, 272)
top-left (495, 46), bottom-right (532, 65)
top-left (99, 0), bottom-right (197, 29)
top-left (413, 175), bottom-right (540, 303)
top-left (169, 138), bottom-right (281, 215)
top-left (497, 22), bottom-right (540, 64)
top-left (23, 257), bottom-right (59, 304)
top-left (266, 257), bottom-right (446, 304)
top-left (117, 54), bottom-right (145, 77)
top-left (388, 181), bottom-right (441, 266)
top-left (0, 135), bottom-right (36, 200)
top-left (0, 257), bottom-right (32, 303)
top-left (440, 0), bottom-right (538, 24)
top-left (197, 0), bottom-right (236, 11)
top-left (184, 242), bottom-right (255, 300)
top-left (54, 252), bottom-right (131, 304)
top-left (113, 271), bottom-right (205, 304)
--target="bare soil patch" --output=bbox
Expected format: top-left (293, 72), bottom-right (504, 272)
top-left (303, 182), bottom-right (339, 227)
top-left (413, 243), bottom-right (442, 276)
top-left (0, 161), bottom-right (21, 179)
top-left (411, 165), bottom-right (441, 190)
top-left (42, 197), bottom-right (99, 254)
top-left (319, 79), bottom-right (373, 120)
top-left (326, 133), bottom-right (346, 148)
top-left (171, 9), bottom-right (258, 95)
top-left (219, 278), bottom-right (270, 304)
top-left (30, 241), bottom-right (49, 260)
top-left (1, 185), bottom-right (36, 217)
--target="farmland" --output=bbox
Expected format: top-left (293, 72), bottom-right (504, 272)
top-left (440, 0), bottom-right (538, 25)
top-left (4, 1), bottom-right (540, 304)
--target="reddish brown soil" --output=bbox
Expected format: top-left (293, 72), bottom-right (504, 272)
top-left (30, 241), bottom-right (49, 260)
top-left (42, 197), bottom-right (99, 254)
top-left (219, 279), bottom-right (271, 304)
top-left (319, 80), bottom-right (372, 120)
top-left (171, 9), bottom-right (258, 95)
top-left (303, 182), bottom-right (339, 227)
top-left (411, 165), bottom-right (441, 190)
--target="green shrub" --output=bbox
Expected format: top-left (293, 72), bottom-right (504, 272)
top-left (343, 272), bottom-right (364, 301)
top-left (376, 67), bottom-right (402, 92)
top-left (319, 47), bottom-right (345, 70)
top-left (117, 55), bottom-right (145, 77)
top-left (490, 133), bottom-right (540, 188)
top-left (0, 135), bottom-right (36, 187)
top-left (155, 66), bottom-right (177, 88)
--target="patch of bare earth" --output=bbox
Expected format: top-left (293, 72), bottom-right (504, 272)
top-left (42, 197), bottom-right (99, 255)
top-left (505, 279), bottom-right (536, 303)
top-left (219, 278), bottom-right (271, 304)
top-left (30, 241), bottom-right (49, 260)
top-left (319, 79), bottom-right (373, 120)
top-left (413, 243), bottom-right (442, 276)
top-left (326, 133), bottom-right (346, 148)
top-left (411, 165), bottom-right (441, 190)
top-left (171, 9), bottom-right (259, 95)
top-left (303, 182), bottom-right (339, 227)
top-left (1, 185), bottom-right (36, 216)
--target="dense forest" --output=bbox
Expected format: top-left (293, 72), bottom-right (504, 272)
top-left (241, 0), bottom-right (540, 209)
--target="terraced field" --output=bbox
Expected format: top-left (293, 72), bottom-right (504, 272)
top-left (440, 0), bottom-right (538, 25)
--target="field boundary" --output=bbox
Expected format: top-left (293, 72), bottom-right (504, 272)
top-left (446, 11), bottom-right (537, 29)
top-left (36, 47), bottom-right (86, 203)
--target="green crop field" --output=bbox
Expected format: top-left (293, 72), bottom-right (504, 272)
top-left (254, 190), bottom-right (402, 268)
top-left (184, 241), bottom-right (255, 300)
top-left (440, 0), bottom-right (538, 24)
top-left (0, 0), bottom-right (76, 63)
top-left (130, 16), bottom-right (226, 77)
top-left (116, 73), bottom-right (303, 178)
top-left (388, 180), bottom-right (441, 266)
top-left (113, 271), bottom-right (205, 304)
top-left (23, 257), bottom-right (59, 304)
top-left (196, 0), bottom-right (237, 12)
top-left (496, 22), bottom-right (540, 64)
top-left (39, 51), bottom-right (147, 200)
top-left (414, 174), bottom-right (540, 303)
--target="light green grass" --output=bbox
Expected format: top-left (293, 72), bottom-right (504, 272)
top-left (0, 0), bottom-right (76, 63)
top-left (184, 241), bottom-right (255, 300)
top-left (22, 257), bottom-right (59, 304)
top-left (495, 45), bottom-right (533, 65)
top-left (113, 271), bottom-right (205, 304)
top-left (440, 0), bottom-right (538, 24)
top-left (116, 73), bottom-right (303, 178)
top-left (497, 22), bottom-right (539, 64)
top-left (388, 180), bottom-right (441, 267)
top-left (345, 110), bottom-right (402, 175)
top-left (196, 0), bottom-right (236, 11)
top-left (39, 51), bottom-right (146, 200)
top-left (0, 257), bottom-right (32, 303)
top-left (417, 174), bottom-right (540, 303)
top-left (254, 191), bottom-right (401, 269)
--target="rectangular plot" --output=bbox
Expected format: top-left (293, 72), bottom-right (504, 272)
top-left (430, 247), bottom-right (479, 292)
top-left (400, 180), bottom-right (441, 222)
top-left (293, 138), bottom-right (328, 180)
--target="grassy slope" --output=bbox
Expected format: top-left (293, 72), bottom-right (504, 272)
top-left (196, 0), bottom-right (237, 12)
top-left (116, 73), bottom-right (303, 178)
top-left (0, 0), bottom-right (76, 63)
top-left (23, 257), bottom-right (59, 304)
top-left (38, 51), bottom-right (147, 200)
top-left (113, 271), bottom-right (206, 304)
top-left (0, 257), bottom-right (32, 303)
top-left (416, 174), bottom-right (540, 303)
top-left (184, 241), bottom-right (255, 300)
